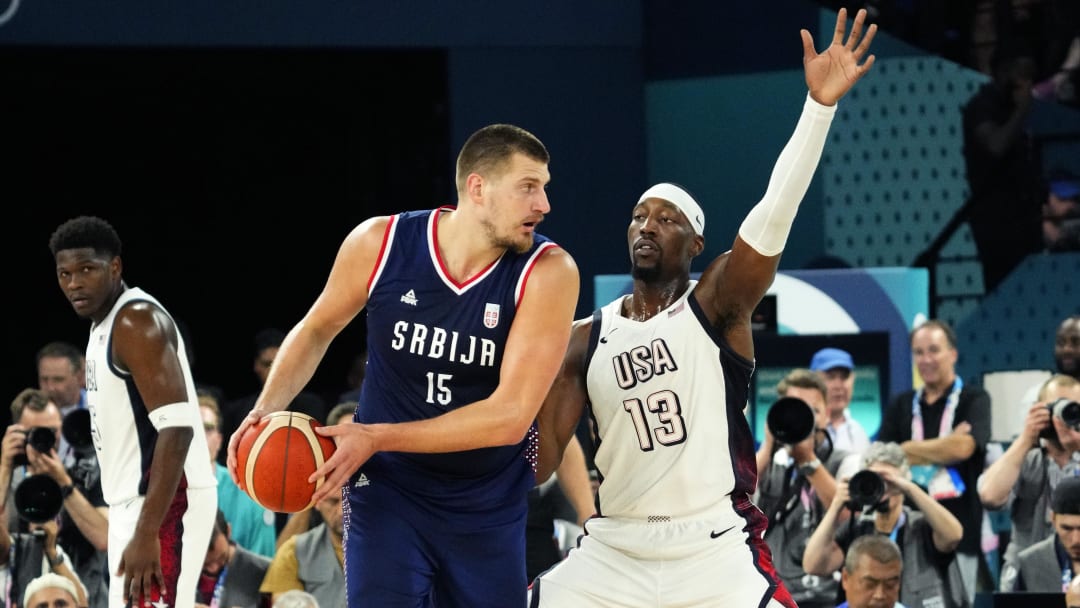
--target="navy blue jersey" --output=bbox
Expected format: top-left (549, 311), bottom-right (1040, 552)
top-left (355, 207), bottom-right (556, 515)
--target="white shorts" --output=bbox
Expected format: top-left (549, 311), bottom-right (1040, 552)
top-left (107, 485), bottom-right (216, 608)
top-left (529, 515), bottom-right (796, 608)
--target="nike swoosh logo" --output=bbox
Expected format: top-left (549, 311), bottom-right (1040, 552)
top-left (710, 526), bottom-right (736, 539)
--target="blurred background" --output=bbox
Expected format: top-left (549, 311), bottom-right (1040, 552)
top-left (3, 0), bottom-right (1079, 429)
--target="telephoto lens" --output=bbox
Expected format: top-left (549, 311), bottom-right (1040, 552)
top-left (766, 397), bottom-right (816, 445)
top-left (62, 409), bottom-right (95, 454)
top-left (26, 427), bottom-right (57, 454)
top-left (15, 474), bottom-right (63, 523)
top-left (846, 470), bottom-right (885, 510)
top-left (1051, 398), bottom-right (1080, 430)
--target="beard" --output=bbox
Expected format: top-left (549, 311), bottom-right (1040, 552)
top-left (480, 217), bottom-right (533, 254)
top-left (631, 261), bottom-right (660, 282)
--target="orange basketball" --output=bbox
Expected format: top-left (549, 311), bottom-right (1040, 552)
top-left (236, 411), bottom-right (337, 513)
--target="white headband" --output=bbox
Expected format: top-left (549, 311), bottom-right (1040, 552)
top-left (636, 183), bottom-right (705, 236)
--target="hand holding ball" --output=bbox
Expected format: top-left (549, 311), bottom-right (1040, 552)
top-left (235, 411), bottom-right (337, 512)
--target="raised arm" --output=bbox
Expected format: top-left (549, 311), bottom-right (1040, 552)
top-left (695, 8), bottom-right (876, 358)
top-left (803, 475), bottom-right (849, 576)
top-left (309, 247), bottom-right (580, 502)
top-left (876, 466), bottom-right (962, 553)
top-left (979, 402), bottom-right (1046, 508)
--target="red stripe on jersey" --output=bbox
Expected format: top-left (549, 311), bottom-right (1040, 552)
top-left (516, 243), bottom-right (558, 305)
top-left (368, 214), bottom-right (398, 293)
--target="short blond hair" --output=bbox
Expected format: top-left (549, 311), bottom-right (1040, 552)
top-left (1039, 374), bottom-right (1080, 401)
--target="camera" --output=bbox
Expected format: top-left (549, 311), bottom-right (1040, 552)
top-left (62, 409), bottom-right (95, 455)
top-left (846, 470), bottom-right (886, 511)
top-left (1039, 398), bottom-right (1080, 442)
top-left (12, 427), bottom-right (58, 466)
top-left (14, 474), bottom-right (63, 523)
top-left (766, 397), bottom-right (816, 445)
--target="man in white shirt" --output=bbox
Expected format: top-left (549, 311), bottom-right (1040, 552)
top-left (810, 347), bottom-right (871, 455)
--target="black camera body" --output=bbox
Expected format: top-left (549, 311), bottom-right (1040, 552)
top-left (12, 427), bottom-right (57, 466)
top-left (847, 469), bottom-right (887, 511)
top-left (1039, 398), bottom-right (1080, 442)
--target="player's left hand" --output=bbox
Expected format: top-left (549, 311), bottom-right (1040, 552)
top-left (802, 7), bottom-right (877, 106)
top-left (309, 422), bottom-right (377, 503)
top-left (118, 532), bottom-right (164, 608)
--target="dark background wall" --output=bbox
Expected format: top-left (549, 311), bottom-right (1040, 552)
top-left (1, 1), bottom-right (658, 414)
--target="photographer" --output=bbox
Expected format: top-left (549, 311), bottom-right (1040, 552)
top-left (755, 369), bottom-right (860, 608)
top-left (803, 441), bottom-right (967, 608)
top-left (0, 507), bottom-right (89, 607)
top-left (978, 374), bottom-right (1080, 589)
top-left (0, 389), bottom-right (108, 608)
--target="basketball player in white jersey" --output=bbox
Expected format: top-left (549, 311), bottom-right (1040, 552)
top-left (530, 8), bottom-right (877, 607)
top-left (50, 216), bottom-right (217, 608)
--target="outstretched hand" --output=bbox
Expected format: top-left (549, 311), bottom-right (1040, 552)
top-left (801, 7), bottom-right (877, 106)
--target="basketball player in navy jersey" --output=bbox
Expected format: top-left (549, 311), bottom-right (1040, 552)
top-left (49, 216), bottom-right (218, 608)
top-left (529, 8), bottom-right (877, 607)
top-left (226, 124), bottom-right (579, 607)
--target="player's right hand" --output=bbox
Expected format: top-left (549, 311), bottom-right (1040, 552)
top-left (226, 408), bottom-right (266, 485)
top-left (309, 422), bottom-right (376, 503)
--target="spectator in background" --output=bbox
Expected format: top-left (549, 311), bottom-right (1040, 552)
top-left (0, 388), bottom-right (108, 608)
top-left (803, 442), bottom-right (967, 608)
top-left (961, 45), bottom-right (1042, 292)
top-left (1059, 316), bottom-right (1080, 380)
top-left (810, 347), bottom-right (872, 455)
top-left (1068, 571), bottom-right (1080, 608)
top-left (337, 351), bottom-right (367, 406)
top-left (979, 374), bottom-right (1080, 590)
top-left (274, 401), bottom-right (356, 551)
top-left (35, 341), bottom-right (87, 468)
top-left (200, 391), bottom-right (276, 558)
top-left (755, 368), bottom-right (854, 608)
top-left (1008, 476), bottom-right (1080, 592)
top-left (877, 319), bottom-right (991, 602)
top-left (260, 491), bottom-right (344, 608)
top-left (272, 590), bottom-right (320, 608)
top-left (194, 509), bottom-right (271, 608)
top-left (221, 328), bottom-right (328, 467)
top-left (21, 572), bottom-right (85, 608)
top-left (838, 535), bottom-right (906, 608)
top-left (526, 433), bottom-right (594, 581)
top-left (1043, 169), bottom-right (1080, 252)
top-left (1017, 314), bottom-right (1080, 415)
top-left (1, 508), bottom-right (89, 608)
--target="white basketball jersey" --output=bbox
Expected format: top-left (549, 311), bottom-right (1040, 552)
top-left (85, 287), bottom-right (216, 506)
top-left (585, 281), bottom-right (758, 521)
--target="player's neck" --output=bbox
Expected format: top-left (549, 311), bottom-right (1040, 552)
top-left (92, 281), bottom-right (128, 324)
top-left (434, 208), bottom-right (503, 282)
top-left (624, 279), bottom-right (690, 321)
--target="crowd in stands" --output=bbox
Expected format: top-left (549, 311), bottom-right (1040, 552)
top-left (3, 312), bottom-right (1073, 607)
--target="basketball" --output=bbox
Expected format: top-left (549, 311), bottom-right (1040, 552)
top-left (236, 411), bottom-right (337, 513)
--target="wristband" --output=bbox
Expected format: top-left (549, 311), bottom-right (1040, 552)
top-left (148, 402), bottom-right (196, 430)
top-left (60, 484), bottom-right (75, 499)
